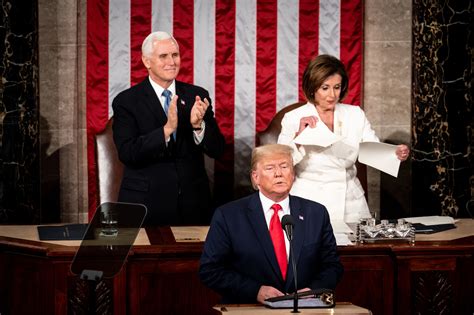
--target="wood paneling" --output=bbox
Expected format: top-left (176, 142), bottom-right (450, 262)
top-left (1, 224), bottom-right (473, 315)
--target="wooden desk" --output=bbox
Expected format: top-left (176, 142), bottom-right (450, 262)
top-left (213, 302), bottom-right (371, 314)
top-left (1, 220), bottom-right (473, 315)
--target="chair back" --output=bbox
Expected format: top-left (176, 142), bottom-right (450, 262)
top-left (256, 102), bottom-right (305, 146)
top-left (94, 118), bottom-right (124, 204)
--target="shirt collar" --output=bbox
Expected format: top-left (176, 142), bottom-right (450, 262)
top-left (258, 191), bottom-right (290, 215)
top-left (148, 77), bottom-right (176, 99)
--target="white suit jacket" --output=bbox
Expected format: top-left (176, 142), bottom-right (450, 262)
top-left (278, 102), bottom-right (379, 224)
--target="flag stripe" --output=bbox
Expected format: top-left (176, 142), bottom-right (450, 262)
top-left (87, 0), bottom-right (109, 214)
top-left (319, 0), bottom-right (340, 57)
top-left (255, 1), bottom-right (278, 133)
top-left (299, 0), bottom-right (319, 102)
top-left (152, 0), bottom-right (173, 32)
top-left (86, 0), bottom-right (363, 216)
top-left (130, 0), bottom-right (151, 86)
top-left (173, 0), bottom-right (194, 83)
top-left (109, 0), bottom-right (130, 117)
top-left (194, 0), bottom-right (217, 188)
top-left (194, 0), bottom-right (216, 101)
top-left (340, 0), bottom-right (363, 105)
top-left (276, 0), bottom-right (299, 112)
top-left (214, 0), bottom-right (236, 203)
top-left (234, 0), bottom-right (256, 189)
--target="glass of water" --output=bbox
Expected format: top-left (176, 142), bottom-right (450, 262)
top-left (100, 208), bottom-right (118, 237)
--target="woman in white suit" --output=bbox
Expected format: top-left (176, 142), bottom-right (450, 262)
top-left (278, 54), bottom-right (410, 226)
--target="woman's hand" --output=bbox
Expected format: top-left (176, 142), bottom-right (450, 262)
top-left (296, 116), bottom-right (318, 137)
top-left (395, 144), bottom-right (410, 161)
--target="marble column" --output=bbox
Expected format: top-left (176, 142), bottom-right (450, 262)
top-left (38, 0), bottom-right (88, 223)
top-left (0, 0), bottom-right (40, 223)
top-left (411, 0), bottom-right (473, 218)
top-left (364, 0), bottom-right (412, 219)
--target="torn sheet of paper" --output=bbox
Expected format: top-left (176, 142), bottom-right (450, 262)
top-left (358, 142), bottom-right (400, 177)
top-left (293, 124), bottom-right (343, 147)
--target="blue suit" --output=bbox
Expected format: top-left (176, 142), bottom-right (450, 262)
top-left (199, 192), bottom-right (343, 304)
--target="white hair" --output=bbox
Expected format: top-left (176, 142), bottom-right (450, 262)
top-left (141, 31), bottom-right (179, 57)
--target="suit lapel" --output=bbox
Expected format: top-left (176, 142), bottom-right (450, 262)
top-left (141, 79), bottom-right (168, 123)
top-left (285, 196), bottom-right (305, 291)
top-left (246, 193), bottom-right (284, 284)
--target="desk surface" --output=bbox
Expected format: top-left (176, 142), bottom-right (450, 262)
top-left (214, 302), bottom-right (371, 314)
top-left (0, 219), bottom-right (473, 249)
top-left (0, 219), bottom-right (472, 247)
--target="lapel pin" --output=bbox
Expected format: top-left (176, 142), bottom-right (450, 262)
top-left (299, 215), bottom-right (304, 221)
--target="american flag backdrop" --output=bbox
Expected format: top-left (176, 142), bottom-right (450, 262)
top-left (87, 0), bottom-right (364, 216)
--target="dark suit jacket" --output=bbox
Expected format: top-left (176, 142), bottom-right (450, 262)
top-left (112, 78), bottom-right (225, 226)
top-left (199, 192), bottom-right (343, 304)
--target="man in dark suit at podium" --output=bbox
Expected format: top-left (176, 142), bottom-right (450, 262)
top-left (200, 144), bottom-right (343, 304)
top-left (112, 31), bottom-right (225, 226)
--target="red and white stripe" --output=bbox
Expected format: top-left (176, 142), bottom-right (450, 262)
top-left (87, 0), bottom-right (363, 216)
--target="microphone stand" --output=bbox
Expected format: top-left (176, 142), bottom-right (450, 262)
top-left (282, 215), bottom-right (299, 313)
top-left (289, 238), bottom-right (299, 313)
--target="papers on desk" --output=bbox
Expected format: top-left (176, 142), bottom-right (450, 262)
top-left (331, 220), bottom-right (355, 245)
top-left (37, 224), bottom-right (88, 240)
top-left (264, 289), bottom-right (335, 309)
top-left (402, 216), bottom-right (456, 234)
top-left (335, 233), bottom-right (354, 246)
top-left (264, 297), bottom-right (331, 309)
top-left (403, 215), bottom-right (455, 225)
top-left (358, 142), bottom-right (400, 177)
top-left (331, 220), bottom-right (353, 234)
top-left (171, 226), bottom-right (209, 242)
top-left (293, 124), bottom-right (343, 147)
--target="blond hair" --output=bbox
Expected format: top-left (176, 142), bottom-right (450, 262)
top-left (250, 144), bottom-right (294, 189)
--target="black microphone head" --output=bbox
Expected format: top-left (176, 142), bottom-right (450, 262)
top-left (281, 214), bottom-right (295, 228)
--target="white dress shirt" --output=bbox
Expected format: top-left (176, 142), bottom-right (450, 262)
top-left (259, 191), bottom-right (290, 259)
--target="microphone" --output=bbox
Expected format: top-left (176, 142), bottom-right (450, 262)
top-left (281, 215), bottom-right (299, 313)
top-left (281, 214), bottom-right (294, 241)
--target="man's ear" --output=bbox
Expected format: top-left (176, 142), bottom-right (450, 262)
top-left (251, 170), bottom-right (259, 188)
top-left (142, 55), bottom-right (150, 69)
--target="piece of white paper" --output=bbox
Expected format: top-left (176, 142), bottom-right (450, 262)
top-left (335, 233), bottom-right (354, 246)
top-left (293, 124), bottom-right (343, 147)
top-left (403, 215), bottom-right (455, 226)
top-left (358, 142), bottom-right (400, 177)
top-left (331, 220), bottom-right (353, 234)
top-left (264, 297), bottom-right (331, 308)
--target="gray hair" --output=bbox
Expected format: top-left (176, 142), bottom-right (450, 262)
top-left (141, 31), bottom-right (179, 57)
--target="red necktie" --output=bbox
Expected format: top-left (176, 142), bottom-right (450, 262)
top-left (269, 204), bottom-right (287, 280)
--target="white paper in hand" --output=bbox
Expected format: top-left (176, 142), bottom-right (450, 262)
top-left (358, 142), bottom-right (400, 177)
top-left (293, 123), bottom-right (343, 147)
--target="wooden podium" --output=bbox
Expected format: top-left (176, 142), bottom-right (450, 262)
top-left (213, 302), bottom-right (371, 314)
top-left (1, 220), bottom-right (473, 315)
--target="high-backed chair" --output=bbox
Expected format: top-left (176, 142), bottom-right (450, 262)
top-left (256, 102), bottom-right (305, 146)
top-left (256, 102), bottom-right (368, 197)
top-left (94, 118), bottom-right (124, 204)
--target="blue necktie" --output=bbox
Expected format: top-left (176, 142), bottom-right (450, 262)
top-left (162, 89), bottom-right (172, 116)
top-left (162, 89), bottom-right (175, 140)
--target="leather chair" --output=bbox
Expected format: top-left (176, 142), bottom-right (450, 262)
top-left (94, 118), bottom-right (124, 204)
top-left (256, 102), bottom-right (368, 197)
top-left (256, 102), bottom-right (306, 146)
